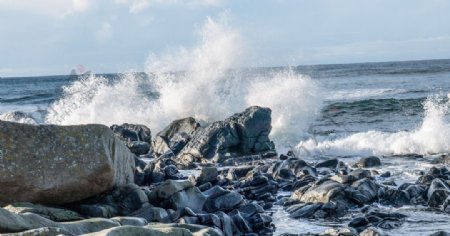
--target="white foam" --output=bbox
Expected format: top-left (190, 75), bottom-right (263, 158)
top-left (45, 16), bottom-right (322, 146)
top-left (297, 94), bottom-right (450, 156)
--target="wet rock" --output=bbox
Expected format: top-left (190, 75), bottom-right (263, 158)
top-left (315, 158), bottom-right (339, 169)
top-left (78, 204), bottom-right (118, 218)
top-left (238, 171), bottom-right (278, 202)
top-left (152, 117), bottom-right (200, 156)
top-left (429, 231), bottom-right (450, 236)
top-left (431, 155), bottom-right (450, 165)
top-left (0, 121), bottom-right (135, 205)
top-left (127, 141), bottom-right (151, 156)
top-left (203, 186), bottom-right (243, 213)
top-left (353, 156), bottom-right (381, 168)
top-left (380, 187), bottom-right (410, 207)
top-left (427, 178), bottom-right (450, 207)
top-left (110, 216), bottom-right (148, 226)
top-left (177, 106), bottom-right (276, 165)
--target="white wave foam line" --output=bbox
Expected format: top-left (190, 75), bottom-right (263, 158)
top-left (45, 15), bottom-right (322, 146)
top-left (297, 95), bottom-right (450, 156)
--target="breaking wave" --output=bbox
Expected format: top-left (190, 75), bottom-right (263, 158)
top-left (297, 94), bottom-right (450, 156)
top-left (45, 16), bottom-right (322, 145)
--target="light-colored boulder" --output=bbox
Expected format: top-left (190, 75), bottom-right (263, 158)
top-left (0, 121), bottom-right (135, 205)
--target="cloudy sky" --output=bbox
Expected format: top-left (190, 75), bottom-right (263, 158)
top-left (1, 0), bottom-right (450, 77)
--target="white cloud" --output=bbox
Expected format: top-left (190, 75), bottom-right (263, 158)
top-left (95, 22), bottom-right (113, 42)
top-left (72, 0), bottom-right (90, 12)
top-left (0, 0), bottom-right (91, 18)
top-left (115, 0), bottom-right (223, 13)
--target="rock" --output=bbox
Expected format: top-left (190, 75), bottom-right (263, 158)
top-left (1, 227), bottom-right (73, 236)
top-left (0, 207), bottom-right (120, 234)
top-left (148, 180), bottom-right (207, 213)
top-left (427, 178), bottom-right (450, 207)
top-left (110, 216), bottom-right (148, 226)
top-left (153, 117), bottom-right (200, 156)
top-left (4, 202), bottom-right (83, 222)
top-left (359, 227), bottom-right (385, 236)
top-left (353, 156), bottom-right (382, 168)
top-left (431, 155), bottom-right (450, 165)
top-left (203, 186), bottom-right (243, 213)
top-left (177, 106), bottom-right (275, 165)
top-left (350, 178), bottom-right (381, 204)
top-left (78, 204), bottom-right (118, 218)
top-left (129, 205), bottom-right (171, 223)
top-left (111, 123), bottom-right (152, 156)
top-left (429, 231), bottom-right (450, 236)
top-left (81, 225), bottom-right (192, 236)
top-left (315, 159), bottom-right (339, 169)
top-left (380, 188), bottom-right (410, 207)
top-left (293, 180), bottom-right (347, 204)
top-left (0, 121), bottom-right (135, 205)
top-left (197, 167), bottom-right (218, 185)
top-left (127, 141), bottom-right (151, 156)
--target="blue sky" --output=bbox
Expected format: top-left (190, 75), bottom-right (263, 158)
top-left (1, 0), bottom-right (450, 77)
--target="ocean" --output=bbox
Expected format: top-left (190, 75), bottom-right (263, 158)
top-left (1, 59), bottom-right (450, 235)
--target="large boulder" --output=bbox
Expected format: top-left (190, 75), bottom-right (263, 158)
top-left (177, 106), bottom-right (275, 165)
top-left (0, 121), bottom-right (135, 205)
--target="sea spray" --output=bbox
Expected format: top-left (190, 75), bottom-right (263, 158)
top-left (296, 94), bottom-right (450, 156)
top-left (45, 16), bottom-right (322, 147)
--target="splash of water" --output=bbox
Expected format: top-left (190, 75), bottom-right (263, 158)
top-left (297, 94), bottom-right (450, 156)
top-left (45, 16), bottom-right (322, 147)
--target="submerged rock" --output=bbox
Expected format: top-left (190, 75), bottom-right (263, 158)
top-left (0, 121), bottom-right (135, 205)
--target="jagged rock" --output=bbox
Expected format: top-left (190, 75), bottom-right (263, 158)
top-left (111, 123), bottom-right (152, 156)
top-left (0, 121), bottom-right (135, 205)
top-left (238, 171), bottom-right (278, 202)
top-left (153, 117), bottom-right (201, 156)
top-left (353, 156), bottom-right (381, 168)
top-left (427, 178), bottom-right (450, 207)
top-left (177, 106), bottom-right (275, 165)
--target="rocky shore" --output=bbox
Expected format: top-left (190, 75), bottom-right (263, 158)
top-left (0, 106), bottom-right (449, 236)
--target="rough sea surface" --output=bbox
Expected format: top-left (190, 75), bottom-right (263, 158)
top-left (1, 59), bottom-right (450, 235)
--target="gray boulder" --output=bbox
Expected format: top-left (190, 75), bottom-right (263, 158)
top-left (177, 106), bottom-right (275, 165)
top-left (4, 202), bottom-right (83, 222)
top-left (353, 156), bottom-right (381, 168)
top-left (0, 121), bottom-right (135, 205)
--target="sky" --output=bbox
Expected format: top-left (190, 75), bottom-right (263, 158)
top-left (0, 0), bottom-right (450, 77)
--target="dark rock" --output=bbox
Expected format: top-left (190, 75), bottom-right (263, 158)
top-left (315, 158), bottom-right (339, 169)
top-left (380, 187), bottom-right (410, 207)
top-left (197, 167), bottom-right (218, 185)
top-left (152, 117), bottom-right (200, 156)
top-left (203, 186), bottom-right (243, 213)
top-left (353, 156), bottom-right (382, 168)
top-left (427, 178), bottom-right (450, 207)
top-left (380, 171), bottom-right (391, 178)
top-left (127, 141), bottom-right (151, 156)
top-left (111, 123), bottom-right (152, 155)
top-left (177, 106), bottom-right (276, 165)
top-left (129, 205), bottom-right (171, 223)
top-left (429, 231), bottom-right (450, 236)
